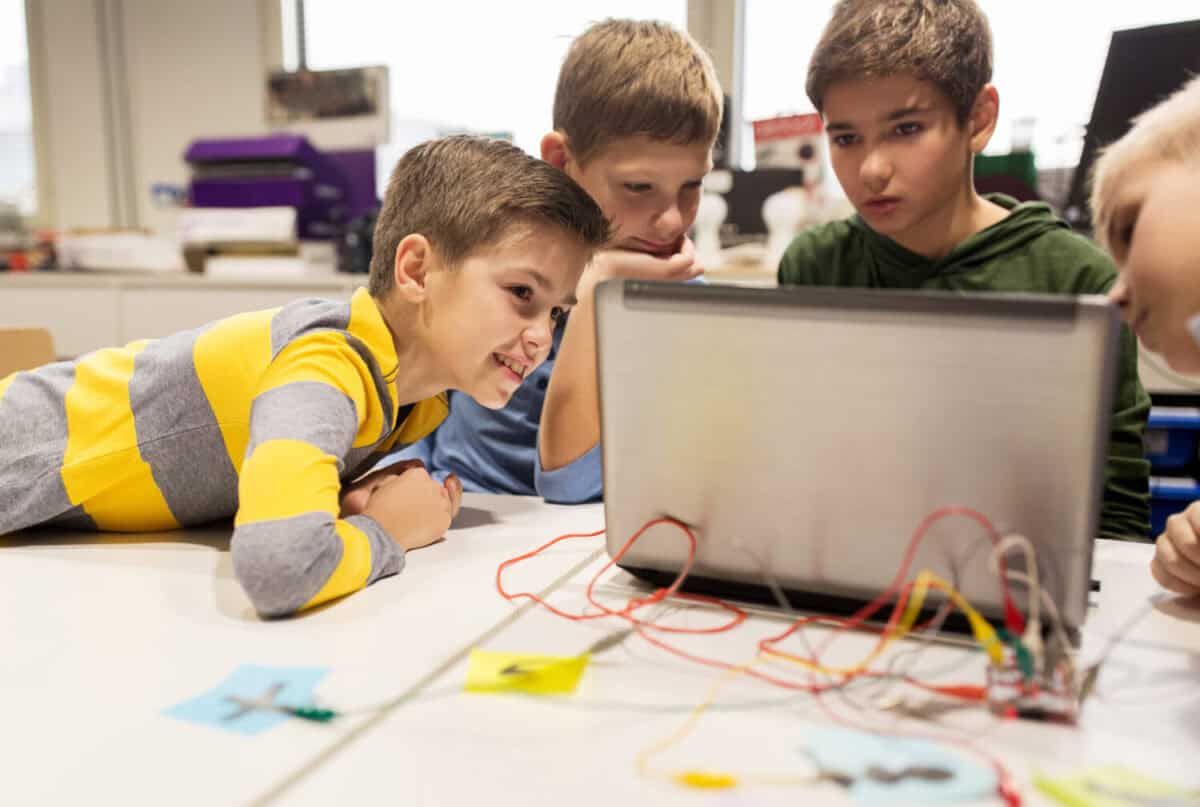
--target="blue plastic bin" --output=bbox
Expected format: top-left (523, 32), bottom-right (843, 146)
top-left (1149, 476), bottom-right (1200, 538)
top-left (1146, 407), bottom-right (1200, 472)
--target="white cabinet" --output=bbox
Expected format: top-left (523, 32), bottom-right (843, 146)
top-left (0, 273), bottom-right (362, 357)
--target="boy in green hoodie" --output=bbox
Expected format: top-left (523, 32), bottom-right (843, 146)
top-left (777, 0), bottom-right (1150, 541)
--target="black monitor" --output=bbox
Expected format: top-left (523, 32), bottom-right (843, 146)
top-left (1064, 19), bottom-right (1200, 233)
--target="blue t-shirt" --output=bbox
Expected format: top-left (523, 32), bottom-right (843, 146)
top-left (377, 321), bottom-right (602, 503)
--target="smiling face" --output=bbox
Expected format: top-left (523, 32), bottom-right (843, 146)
top-left (1105, 160), bottom-right (1200, 373)
top-left (823, 75), bottom-right (995, 257)
top-left (560, 136), bottom-right (712, 256)
top-left (423, 221), bottom-right (590, 408)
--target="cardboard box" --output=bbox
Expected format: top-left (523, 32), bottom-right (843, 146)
top-left (0, 328), bottom-right (56, 378)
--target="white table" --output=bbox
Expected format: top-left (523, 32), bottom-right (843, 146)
top-left (2, 495), bottom-right (1197, 806)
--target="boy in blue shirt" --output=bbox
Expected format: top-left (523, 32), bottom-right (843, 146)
top-left (377, 19), bottom-right (723, 503)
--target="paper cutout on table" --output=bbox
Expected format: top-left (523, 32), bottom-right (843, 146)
top-left (164, 664), bottom-right (329, 736)
top-left (801, 726), bottom-right (997, 806)
top-left (1034, 764), bottom-right (1196, 807)
top-left (464, 649), bottom-right (589, 695)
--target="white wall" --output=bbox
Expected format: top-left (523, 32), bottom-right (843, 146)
top-left (27, 0), bottom-right (280, 233)
top-left (27, 0), bottom-right (724, 233)
top-left (121, 0), bottom-right (274, 232)
top-left (27, 0), bottom-right (117, 229)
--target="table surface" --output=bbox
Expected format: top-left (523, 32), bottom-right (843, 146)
top-left (2, 495), bottom-right (1197, 806)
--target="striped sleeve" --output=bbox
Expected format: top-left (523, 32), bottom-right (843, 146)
top-left (230, 332), bottom-right (400, 618)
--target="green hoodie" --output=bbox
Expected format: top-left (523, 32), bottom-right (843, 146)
top-left (778, 194), bottom-right (1150, 542)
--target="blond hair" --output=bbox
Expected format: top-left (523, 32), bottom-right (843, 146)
top-left (368, 136), bottom-right (609, 297)
top-left (807, 0), bottom-right (993, 123)
top-left (553, 18), bottom-right (723, 164)
top-left (1090, 75), bottom-right (1200, 251)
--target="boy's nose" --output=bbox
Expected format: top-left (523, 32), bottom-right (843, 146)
top-left (523, 318), bottom-right (552, 353)
top-left (653, 204), bottom-right (684, 240)
top-left (860, 150), bottom-right (893, 192)
top-left (1107, 273), bottom-right (1132, 314)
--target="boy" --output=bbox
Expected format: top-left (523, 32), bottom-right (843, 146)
top-left (1092, 76), bottom-right (1200, 593)
top-left (0, 136), bottom-right (608, 618)
top-left (777, 0), bottom-right (1150, 542)
top-left (381, 19), bottom-right (721, 504)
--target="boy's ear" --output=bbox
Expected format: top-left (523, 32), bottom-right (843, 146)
top-left (540, 131), bottom-right (572, 170)
top-left (968, 84), bottom-right (1000, 154)
top-left (392, 234), bottom-right (435, 303)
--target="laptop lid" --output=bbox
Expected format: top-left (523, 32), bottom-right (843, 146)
top-left (596, 281), bottom-right (1119, 632)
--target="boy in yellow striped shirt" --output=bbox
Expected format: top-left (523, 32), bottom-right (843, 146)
top-left (0, 136), bottom-right (607, 618)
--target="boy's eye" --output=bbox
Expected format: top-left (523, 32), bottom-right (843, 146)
top-left (623, 182), bottom-right (653, 193)
top-left (894, 122), bottom-right (923, 137)
top-left (830, 133), bottom-right (858, 148)
top-left (509, 285), bottom-right (534, 303)
top-left (1111, 207), bottom-right (1140, 258)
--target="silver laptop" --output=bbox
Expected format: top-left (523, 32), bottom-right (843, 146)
top-left (595, 280), bottom-right (1119, 632)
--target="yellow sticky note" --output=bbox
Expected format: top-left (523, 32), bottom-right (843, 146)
top-left (464, 649), bottom-right (590, 695)
top-left (674, 770), bottom-right (739, 789)
top-left (1034, 764), bottom-right (1194, 807)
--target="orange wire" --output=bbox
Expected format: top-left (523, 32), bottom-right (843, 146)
top-left (493, 509), bottom-right (1021, 804)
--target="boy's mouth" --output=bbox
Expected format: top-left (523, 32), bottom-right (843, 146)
top-left (493, 352), bottom-right (529, 381)
top-left (629, 236), bottom-right (683, 257)
top-left (863, 196), bottom-right (900, 215)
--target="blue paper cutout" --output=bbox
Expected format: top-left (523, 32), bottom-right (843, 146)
top-left (803, 726), bottom-right (997, 806)
top-left (164, 664), bottom-right (329, 736)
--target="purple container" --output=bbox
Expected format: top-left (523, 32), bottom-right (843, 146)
top-left (185, 134), bottom-right (350, 240)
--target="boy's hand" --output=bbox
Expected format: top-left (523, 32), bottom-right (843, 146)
top-left (356, 465), bottom-right (463, 552)
top-left (340, 459), bottom-right (426, 517)
top-left (579, 236), bottom-right (703, 298)
top-left (1152, 502), bottom-right (1200, 597)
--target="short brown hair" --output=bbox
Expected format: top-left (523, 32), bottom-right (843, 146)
top-left (368, 135), bottom-right (610, 296)
top-left (553, 18), bottom-right (723, 164)
top-left (807, 0), bottom-right (993, 123)
top-left (1091, 75), bottom-right (1200, 252)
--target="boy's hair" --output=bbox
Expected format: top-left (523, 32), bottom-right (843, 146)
top-left (368, 135), bottom-right (610, 296)
top-left (807, 0), bottom-right (993, 123)
top-left (1090, 75), bottom-right (1200, 252)
top-left (553, 18), bottom-right (723, 164)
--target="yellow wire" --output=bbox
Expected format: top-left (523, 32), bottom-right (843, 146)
top-left (762, 568), bottom-right (1005, 677)
top-left (634, 657), bottom-right (820, 789)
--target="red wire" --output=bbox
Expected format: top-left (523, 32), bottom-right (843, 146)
top-left (759, 506), bottom-right (1024, 669)
top-left (495, 517), bottom-right (747, 633)
top-left (494, 509), bottom-right (1023, 804)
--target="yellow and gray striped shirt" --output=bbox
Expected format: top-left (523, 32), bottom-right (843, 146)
top-left (0, 288), bottom-right (447, 617)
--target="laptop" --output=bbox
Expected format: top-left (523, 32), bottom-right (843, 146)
top-left (595, 280), bottom-right (1119, 633)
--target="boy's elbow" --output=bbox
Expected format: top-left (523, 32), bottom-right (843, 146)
top-left (231, 514), bottom-right (339, 618)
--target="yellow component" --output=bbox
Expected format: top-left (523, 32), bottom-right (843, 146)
top-left (0, 371), bottom-right (16, 402)
top-left (259, 332), bottom-right (378, 446)
top-left (235, 439), bottom-right (341, 524)
top-left (674, 770), bottom-right (738, 789)
top-left (389, 392), bottom-right (450, 447)
top-left (301, 519), bottom-right (374, 611)
top-left (911, 570), bottom-right (1005, 667)
top-left (61, 343), bottom-right (179, 531)
top-left (765, 568), bottom-right (1005, 676)
top-left (347, 289), bottom-right (399, 391)
top-left (193, 307), bottom-right (277, 472)
top-left (1034, 764), bottom-right (1195, 807)
top-left (463, 649), bottom-right (590, 695)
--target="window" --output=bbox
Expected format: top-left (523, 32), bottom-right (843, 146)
top-left (0, 0), bottom-right (35, 216)
top-left (743, 1), bottom-right (1199, 169)
top-left (285, 1), bottom-right (687, 188)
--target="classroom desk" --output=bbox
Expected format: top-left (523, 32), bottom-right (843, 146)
top-left (3, 496), bottom-right (1198, 806)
